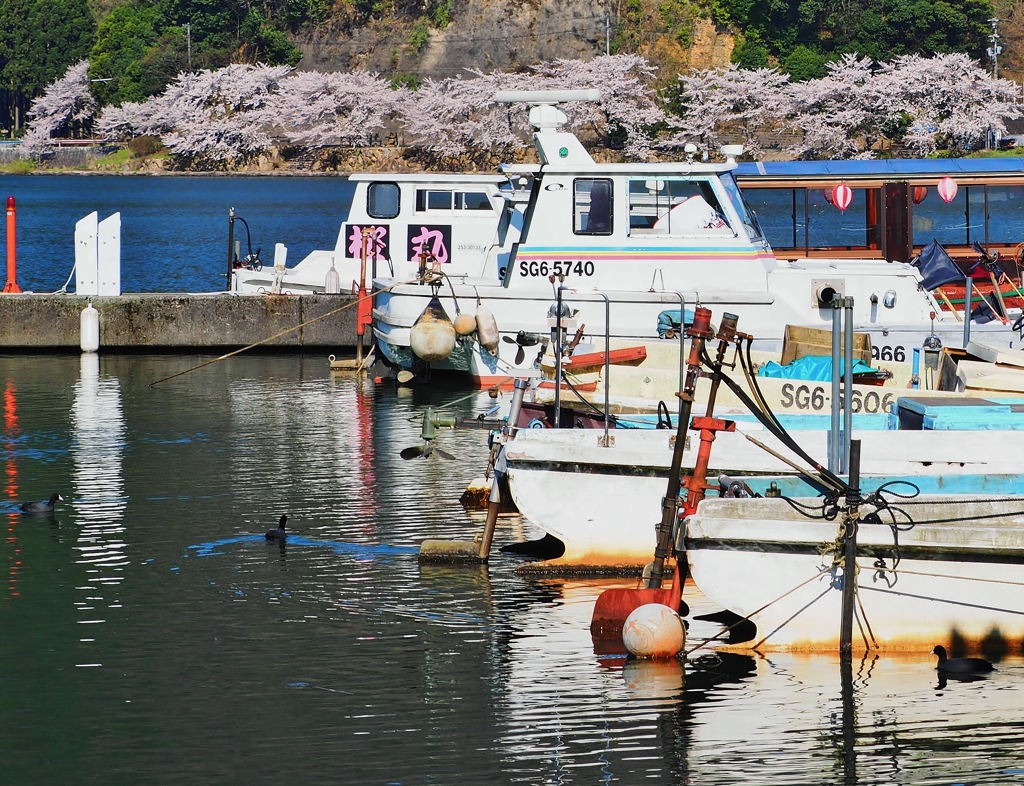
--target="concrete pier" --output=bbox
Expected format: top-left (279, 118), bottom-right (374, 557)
top-left (0, 293), bottom-right (360, 351)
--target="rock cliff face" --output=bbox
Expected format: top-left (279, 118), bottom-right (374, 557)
top-left (295, 0), bottom-right (733, 80)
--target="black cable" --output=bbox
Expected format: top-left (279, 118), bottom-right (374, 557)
top-left (702, 345), bottom-right (849, 493)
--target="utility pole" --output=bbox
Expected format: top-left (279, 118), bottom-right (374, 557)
top-left (987, 17), bottom-right (1002, 148)
top-left (605, 14), bottom-right (610, 56)
top-left (186, 22), bottom-right (192, 71)
top-left (988, 18), bottom-right (1001, 79)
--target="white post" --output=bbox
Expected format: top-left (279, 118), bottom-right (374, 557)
top-left (75, 211), bottom-right (99, 296)
top-left (97, 212), bottom-right (121, 296)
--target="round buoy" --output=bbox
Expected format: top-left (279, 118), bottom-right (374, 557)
top-left (453, 312), bottom-right (477, 336)
top-left (622, 603), bottom-right (685, 659)
top-left (80, 301), bottom-right (99, 353)
top-left (410, 296), bottom-right (456, 362)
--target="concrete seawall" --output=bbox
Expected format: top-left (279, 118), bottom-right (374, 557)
top-left (0, 293), bottom-right (361, 351)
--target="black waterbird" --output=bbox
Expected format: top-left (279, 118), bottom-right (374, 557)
top-left (20, 493), bottom-right (64, 513)
top-left (933, 645), bottom-right (994, 674)
top-left (265, 515), bottom-right (287, 541)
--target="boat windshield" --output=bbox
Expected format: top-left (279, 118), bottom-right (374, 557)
top-left (719, 172), bottom-right (765, 242)
top-left (627, 178), bottom-right (731, 236)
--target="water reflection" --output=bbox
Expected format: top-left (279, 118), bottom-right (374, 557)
top-left (70, 354), bottom-right (128, 661)
top-left (1, 355), bottom-right (1023, 784)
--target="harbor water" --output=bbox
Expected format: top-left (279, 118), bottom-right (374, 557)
top-left (2, 353), bottom-right (1024, 784)
top-left (0, 174), bottom-right (355, 294)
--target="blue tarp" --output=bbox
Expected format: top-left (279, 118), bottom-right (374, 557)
top-left (657, 309), bottom-right (695, 337)
top-left (758, 355), bottom-right (876, 381)
top-left (914, 239), bottom-right (966, 291)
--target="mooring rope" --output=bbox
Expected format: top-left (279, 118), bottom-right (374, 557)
top-left (148, 278), bottom-right (417, 387)
top-left (683, 565), bottom-right (833, 656)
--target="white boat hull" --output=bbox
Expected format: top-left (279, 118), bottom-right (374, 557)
top-left (504, 427), bottom-right (1024, 566)
top-left (686, 495), bottom-right (1024, 652)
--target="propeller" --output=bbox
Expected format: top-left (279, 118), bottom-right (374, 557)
top-left (502, 331), bottom-right (542, 365)
top-left (400, 407), bottom-right (457, 460)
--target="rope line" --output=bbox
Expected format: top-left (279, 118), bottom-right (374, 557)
top-left (871, 564), bottom-right (1024, 587)
top-left (683, 565), bottom-right (832, 656)
top-left (148, 278), bottom-right (416, 387)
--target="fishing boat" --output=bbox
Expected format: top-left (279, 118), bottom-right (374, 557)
top-left (370, 89), bottom-right (1021, 388)
top-left (503, 416), bottom-right (1024, 567)
top-left (230, 173), bottom-right (529, 294)
top-left (685, 474), bottom-right (1024, 653)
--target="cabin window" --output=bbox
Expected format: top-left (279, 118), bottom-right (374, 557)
top-left (368, 182), bottom-right (400, 219)
top-left (458, 192), bottom-right (492, 210)
top-left (417, 190), bottom-right (454, 211)
top-left (628, 179), bottom-right (731, 235)
top-left (574, 179), bottom-right (613, 235)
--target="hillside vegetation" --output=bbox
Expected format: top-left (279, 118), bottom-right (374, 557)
top-left (1, 0), bottom-right (1022, 136)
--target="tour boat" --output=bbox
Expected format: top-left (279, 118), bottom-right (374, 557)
top-left (370, 90), bottom-right (1020, 388)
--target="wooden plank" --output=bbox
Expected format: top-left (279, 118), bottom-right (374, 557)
top-left (781, 325), bottom-right (873, 365)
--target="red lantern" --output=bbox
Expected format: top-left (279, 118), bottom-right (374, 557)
top-left (912, 186), bottom-right (928, 204)
top-left (832, 183), bottom-right (853, 211)
top-left (937, 177), bottom-right (957, 203)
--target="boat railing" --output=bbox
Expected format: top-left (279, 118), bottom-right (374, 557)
top-left (551, 287), bottom-right (688, 441)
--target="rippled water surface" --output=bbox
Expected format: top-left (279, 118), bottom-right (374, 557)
top-left (2, 353), bottom-right (1023, 785)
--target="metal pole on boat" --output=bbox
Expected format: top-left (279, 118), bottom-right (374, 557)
top-left (554, 285), bottom-right (566, 428)
top-left (829, 303), bottom-right (842, 473)
top-left (675, 292), bottom-right (687, 422)
top-left (226, 207), bottom-right (235, 292)
top-left (963, 274), bottom-right (972, 348)
top-left (842, 297), bottom-right (854, 473)
top-left (596, 291), bottom-right (611, 446)
top-left (476, 378), bottom-right (529, 559)
top-left (839, 439), bottom-right (861, 654)
top-left (647, 307), bottom-right (715, 589)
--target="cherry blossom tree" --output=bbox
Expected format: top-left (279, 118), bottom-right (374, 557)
top-left (881, 54), bottom-right (1021, 156)
top-left (398, 70), bottom-right (538, 161)
top-left (665, 65), bottom-right (791, 158)
top-left (96, 63), bottom-right (292, 168)
top-left (528, 55), bottom-right (664, 158)
top-left (266, 70), bottom-right (407, 148)
top-left (21, 61), bottom-right (96, 156)
top-left (785, 54), bottom-right (878, 159)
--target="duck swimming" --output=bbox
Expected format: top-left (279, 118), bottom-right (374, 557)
top-left (20, 493), bottom-right (64, 513)
top-left (932, 645), bottom-right (994, 674)
top-left (265, 515), bottom-right (287, 541)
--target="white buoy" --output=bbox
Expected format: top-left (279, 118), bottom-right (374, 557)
top-left (80, 301), bottom-right (99, 353)
top-left (475, 300), bottom-right (499, 355)
top-left (622, 603), bottom-right (685, 659)
top-left (324, 260), bottom-right (341, 293)
top-left (410, 296), bottom-right (457, 362)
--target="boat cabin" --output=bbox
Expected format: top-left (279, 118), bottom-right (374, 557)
top-left (735, 159), bottom-right (1024, 271)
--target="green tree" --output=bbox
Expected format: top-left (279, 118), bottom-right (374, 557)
top-left (731, 32), bottom-right (771, 68)
top-left (782, 44), bottom-right (827, 79)
top-left (0, 0), bottom-right (95, 130)
top-left (88, 3), bottom-right (162, 105)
